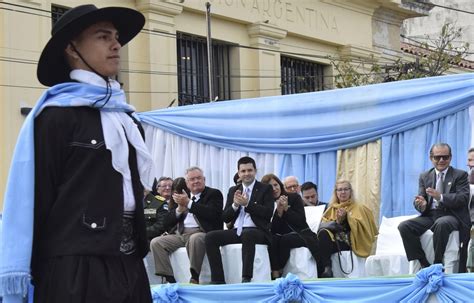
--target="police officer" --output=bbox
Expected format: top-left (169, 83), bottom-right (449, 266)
top-left (145, 177), bottom-right (172, 239)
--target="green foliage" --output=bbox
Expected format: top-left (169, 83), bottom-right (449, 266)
top-left (330, 23), bottom-right (470, 88)
top-left (330, 55), bottom-right (381, 88)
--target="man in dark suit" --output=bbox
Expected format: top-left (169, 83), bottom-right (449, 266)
top-left (301, 181), bottom-right (328, 209)
top-left (466, 147), bottom-right (474, 271)
top-left (150, 167), bottom-right (223, 284)
top-left (205, 156), bottom-right (274, 283)
top-left (398, 143), bottom-right (470, 272)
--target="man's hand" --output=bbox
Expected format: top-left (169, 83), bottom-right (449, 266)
top-left (425, 187), bottom-right (441, 202)
top-left (173, 192), bottom-right (190, 208)
top-left (233, 189), bottom-right (249, 207)
top-left (414, 195), bottom-right (427, 212)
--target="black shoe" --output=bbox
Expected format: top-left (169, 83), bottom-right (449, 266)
top-left (189, 277), bottom-right (199, 284)
top-left (210, 280), bottom-right (226, 284)
top-left (241, 277), bottom-right (251, 283)
top-left (320, 266), bottom-right (333, 278)
top-left (164, 275), bottom-right (176, 283)
top-left (419, 258), bottom-right (431, 268)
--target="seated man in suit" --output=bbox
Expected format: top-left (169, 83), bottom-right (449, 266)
top-left (205, 156), bottom-right (274, 283)
top-left (150, 167), bottom-right (223, 284)
top-left (398, 143), bottom-right (470, 272)
top-left (283, 176), bottom-right (300, 194)
top-left (466, 147), bottom-right (474, 272)
top-left (301, 181), bottom-right (328, 209)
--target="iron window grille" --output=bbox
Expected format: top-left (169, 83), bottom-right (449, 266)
top-left (177, 32), bottom-right (232, 106)
top-left (281, 56), bottom-right (324, 95)
top-left (51, 4), bottom-right (69, 26)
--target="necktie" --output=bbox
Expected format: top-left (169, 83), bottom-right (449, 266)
top-left (435, 172), bottom-right (444, 194)
top-left (434, 172), bottom-right (444, 208)
top-left (178, 196), bottom-right (196, 234)
top-left (236, 188), bottom-right (250, 236)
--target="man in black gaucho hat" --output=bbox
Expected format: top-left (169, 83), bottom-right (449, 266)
top-left (0, 4), bottom-right (153, 303)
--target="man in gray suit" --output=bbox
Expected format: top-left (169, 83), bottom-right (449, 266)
top-left (398, 143), bottom-right (470, 272)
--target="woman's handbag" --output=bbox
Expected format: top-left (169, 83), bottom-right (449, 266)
top-left (318, 221), bottom-right (354, 275)
top-left (318, 221), bottom-right (343, 233)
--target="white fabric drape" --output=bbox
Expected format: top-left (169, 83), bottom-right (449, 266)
top-left (144, 125), bottom-right (285, 197)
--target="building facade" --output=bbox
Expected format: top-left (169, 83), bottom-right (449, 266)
top-left (402, 0), bottom-right (473, 61)
top-left (0, 0), bottom-right (443, 208)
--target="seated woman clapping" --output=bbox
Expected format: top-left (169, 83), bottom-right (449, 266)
top-left (261, 174), bottom-right (319, 279)
top-left (317, 179), bottom-right (377, 278)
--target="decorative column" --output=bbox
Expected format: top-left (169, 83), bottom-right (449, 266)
top-left (245, 22), bottom-right (287, 99)
top-left (125, 0), bottom-right (183, 111)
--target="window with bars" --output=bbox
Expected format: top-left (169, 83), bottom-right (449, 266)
top-left (177, 32), bottom-right (232, 106)
top-left (280, 56), bottom-right (324, 95)
top-left (51, 4), bottom-right (69, 26)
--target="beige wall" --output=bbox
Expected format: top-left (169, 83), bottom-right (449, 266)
top-left (0, 0), bottom-right (430, 210)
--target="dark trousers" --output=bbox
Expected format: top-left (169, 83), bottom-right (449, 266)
top-left (33, 254), bottom-right (152, 303)
top-left (205, 228), bottom-right (268, 283)
top-left (269, 232), bottom-right (306, 270)
top-left (317, 229), bottom-right (350, 273)
top-left (398, 210), bottom-right (459, 264)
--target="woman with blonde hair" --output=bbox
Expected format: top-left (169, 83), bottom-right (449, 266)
top-left (317, 179), bottom-right (377, 278)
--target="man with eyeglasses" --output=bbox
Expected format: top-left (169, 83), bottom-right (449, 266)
top-left (283, 176), bottom-right (300, 194)
top-left (398, 143), bottom-right (470, 272)
top-left (150, 167), bottom-right (223, 284)
top-left (145, 177), bottom-right (173, 239)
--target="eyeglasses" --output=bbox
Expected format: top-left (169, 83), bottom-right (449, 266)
top-left (158, 185), bottom-right (172, 189)
top-left (432, 155), bottom-right (450, 162)
top-left (286, 184), bottom-right (299, 190)
top-left (336, 188), bottom-right (351, 192)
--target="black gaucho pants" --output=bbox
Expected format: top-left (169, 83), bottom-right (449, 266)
top-left (33, 253), bottom-right (152, 303)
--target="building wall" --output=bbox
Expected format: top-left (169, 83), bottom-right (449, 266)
top-left (402, 0), bottom-right (474, 61)
top-left (0, 0), bottom-right (427, 209)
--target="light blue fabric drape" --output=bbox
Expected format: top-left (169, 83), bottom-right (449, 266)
top-left (139, 73), bottom-right (473, 205)
top-left (278, 152), bottom-right (337, 202)
top-left (150, 266), bottom-right (474, 303)
top-left (380, 109), bottom-right (472, 219)
top-left (139, 73), bottom-right (474, 155)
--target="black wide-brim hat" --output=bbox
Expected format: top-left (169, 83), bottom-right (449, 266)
top-left (37, 4), bottom-right (145, 87)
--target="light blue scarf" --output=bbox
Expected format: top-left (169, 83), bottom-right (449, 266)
top-left (0, 82), bottom-right (141, 302)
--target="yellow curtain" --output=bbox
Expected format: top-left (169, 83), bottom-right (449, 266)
top-left (336, 140), bottom-right (381, 225)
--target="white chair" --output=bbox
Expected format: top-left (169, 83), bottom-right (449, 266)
top-left (331, 251), bottom-right (367, 278)
top-left (365, 215), bottom-right (416, 276)
top-left (220, 243), bottom-right (271, 284)
top-left (169, 247), bottom-right (212, 283)
top-left (365, 215), bottom-right (461, 276)
top-left (282, 247), bottom-right (317, 279)
top-left (281, 205), bottom-right (326, 280)
top-left (409, 230), bottom-right (460, 274)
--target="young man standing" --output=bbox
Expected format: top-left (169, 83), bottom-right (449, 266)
top-left (0, 5), bottom-right (153, 303)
